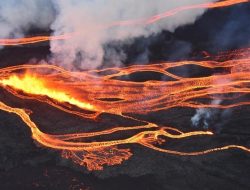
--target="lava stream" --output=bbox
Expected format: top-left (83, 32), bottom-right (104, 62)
top-left (0, 54), bottom-right (250, 170)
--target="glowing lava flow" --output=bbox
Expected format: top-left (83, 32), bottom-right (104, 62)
top-left (0, 74), bottom-right (95, 111)
top-left (0, 52), bottom-right (250, 170)
top-left (111, 0), bottom-right (249, 26)
top-left (0, 33), bottom-right (73, 46)
top-left (0, 0), bottom-right (248, 46)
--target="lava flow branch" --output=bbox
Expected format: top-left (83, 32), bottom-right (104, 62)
top-left (0, 49), bottom-right (250, 171)
top-left (0, 0), bottom-right (248, 46)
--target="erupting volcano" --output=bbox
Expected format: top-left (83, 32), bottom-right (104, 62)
top-left (0, 0), bottom-right (250, 189)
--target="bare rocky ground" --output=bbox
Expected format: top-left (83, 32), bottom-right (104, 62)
top-left (0, 93), bottom-right (249, 190)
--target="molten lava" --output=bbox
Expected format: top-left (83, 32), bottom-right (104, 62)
top-left (0, 74), bottom-right (95, 111)
top-left (0, 49), bottom-right (250, 171)
top-left (0, 0), bottom-right (249, 171)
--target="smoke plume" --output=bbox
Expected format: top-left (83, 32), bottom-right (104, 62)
top-left (0, 0), bottom-right (219, 68)
top-left (0, 0), bottom-right (54, 39)
top-left (191, 77), bottom-right (234, 132)
top-left (49, 0), bottom-right (216, 69)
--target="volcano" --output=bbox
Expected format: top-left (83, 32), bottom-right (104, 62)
top-left (0, 1), bottom-right (250, 190)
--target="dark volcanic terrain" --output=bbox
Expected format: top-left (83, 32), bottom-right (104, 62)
top-left (0, 4), bottom-right (250, 190)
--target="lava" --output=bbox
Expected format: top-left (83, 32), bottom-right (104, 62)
top-left (0, 0), bottom-right (248, 46)
top-left (112, 0), bottom-right (249, 26)
top-left (0, 33), bottom-right (72, 46)
top-left (0, 74), bottom-right (95, 111)
top-left (0, 50), bottom-right (250, 170)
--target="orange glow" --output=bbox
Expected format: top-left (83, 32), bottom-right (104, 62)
top-left (144, 0), bottom-right (249, 24)
top-left (0, 34), bottom-right (72, 46)
top-left (0, 49), bottom-right (250, 170)
top-left (0, 74), bottom-right (95, 111)
top-left (0, 0), bottom-right (248, 46)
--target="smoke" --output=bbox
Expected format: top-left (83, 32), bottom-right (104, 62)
top-left (191, 77), bottom-right (233, 132)
top-left (191, 100), bottom-right (232, 132)
top-left (128, 33), bottom-right (193, 65)
top-left (190, 3), bottom-right (250, 130)
top-left (0, 1), bottom-right (248, 69)
top-left (0, 0), bottom-right (55, 40)
top-left (209, 4), bottom-right (250, 52)
top-left (0, 0), bottom-right (219, 69)
top-left (50, 0), bottom-right (216, 69)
